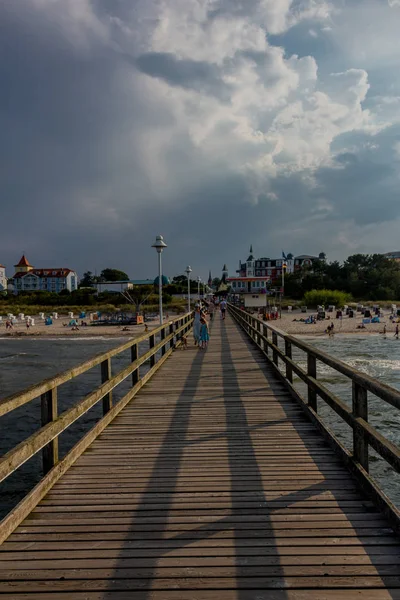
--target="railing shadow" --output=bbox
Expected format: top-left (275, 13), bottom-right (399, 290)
top-left (232, 314), bottom-right (400, 597)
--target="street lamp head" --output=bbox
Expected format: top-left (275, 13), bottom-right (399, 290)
top-left (185, 265), bottom-right (192, 276)
top-left (152, 235), bottom-right (167, 253)
top-left (197, 276), bottom-right (201, 283)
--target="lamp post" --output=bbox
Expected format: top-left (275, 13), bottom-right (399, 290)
top-left (152, 235), bottom-right (167, 325)
top-left (197, 276), bottom-right (201, 300)
top-left (185, 265), bottom-right (192, 313)
top-left (280, 262), bottom-right (286, 319)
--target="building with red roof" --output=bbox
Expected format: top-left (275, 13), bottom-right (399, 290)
top-left (11, 255), bottom-right (78, 294)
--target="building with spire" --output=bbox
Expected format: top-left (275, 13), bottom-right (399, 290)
top-left (221, 264), bottom-right (228, 283)
top-left (227, 245), bottom-right (321, 307)
top-left (208, 270), bottom-right (212, 287)
top-left (11, 254), bottom-right (78, 294)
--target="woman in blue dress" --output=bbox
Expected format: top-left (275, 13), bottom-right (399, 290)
top-left (199, 317), bottom-right (210, 349)
top-left (193, 305), bottom-right (201, 346)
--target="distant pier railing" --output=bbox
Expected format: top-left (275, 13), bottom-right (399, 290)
top-left (0, 312), bottom-right (193, 543)
top-left (228, 303), bottom-right (400, 530)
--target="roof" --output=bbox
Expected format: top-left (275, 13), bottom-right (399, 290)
top-left (129, 279), bottom-right (155, 285)
top-left (0, 264), bottom-right (5, 268)
top-left (295, 255), bottom-right (318, 260)
top-left (227, 277), bottom-right (271, 282)
top-left (15, 254), bottom-right (32, 267)
top-left (13, 268), bottom-right (74, 279)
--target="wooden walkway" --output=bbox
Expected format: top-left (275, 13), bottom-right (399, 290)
top-left (1, 315), bottom-right (400, 599)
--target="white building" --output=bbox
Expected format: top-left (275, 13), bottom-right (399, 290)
top-left (11, 255), bottom-right (78, 294)
top-left (93, 279), bottom-right (155, 294)
top-left (0, 264), bottom-right (6, 292)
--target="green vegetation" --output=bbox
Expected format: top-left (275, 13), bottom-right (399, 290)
top-left (0, 286), bottom-right (187, 316)
top-left (303, 289), bottom-right (352, 308)
top-left (284, 253), bottom-right (400, 301)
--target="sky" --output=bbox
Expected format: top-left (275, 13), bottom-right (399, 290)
top-left (1, 0), bottom-right (400, 281)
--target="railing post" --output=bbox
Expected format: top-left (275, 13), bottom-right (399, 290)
top-left (272, 331), bottom-right (278, 366)
top-left (161, 327), bottom-right (166, 356)
top-left (284, 339), bottom-right (293, 383)
top-left (169, 322), bottom-right (174, 349)
top-left (101, 358), bottom-right (113, 415)
top-left (263, 325), bottom-right (268, 354)
top-left (307, 353), bottom-right (317, 411)
top-left (352, 382), bottom-right (369, 472)
top-left (257, 320), bottom-right (261, 346)
top-left (149, 333), bottom-right (155, 367)
top-left (41, 388), bottom-right (58, 474)
top-left (131, 343), bottom-right (139, 386)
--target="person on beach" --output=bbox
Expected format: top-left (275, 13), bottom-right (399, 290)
top-left (199, 317), bottom-right (210, 349)
top-left (193, 305), bottom-right (202, 345)
top-left (383, 325), bottom-right (387, 338)
top-left (395, 324), bottom-right (399, 339)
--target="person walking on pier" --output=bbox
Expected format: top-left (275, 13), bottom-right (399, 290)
top-left (193, 305), bottom-right (201, 345)
top-left (199, 317), bottom-right (210, 349)
top-left (208, 301), bottom-right (215, 321)
top-left (220, 298), bottom-right (227, 320)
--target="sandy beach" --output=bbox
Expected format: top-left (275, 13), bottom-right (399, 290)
top-left (0, 315), bottom-right (166, 338)
top-left (1, 308), bottom-right (396, 338)
top-left (268, 310), bottom-right (394, 336)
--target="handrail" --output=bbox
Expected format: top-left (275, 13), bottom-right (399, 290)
top-left (0, 318), bottom-right (182, 417)
top-left (228, 303), bottom-right (400, 529)
top-left (0, 312), bottom-right (193, 543)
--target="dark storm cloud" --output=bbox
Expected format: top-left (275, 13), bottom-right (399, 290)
top-left (1, 0), bottom-right (400, 280)
top-left (136, 53), bottom-right (233, 101)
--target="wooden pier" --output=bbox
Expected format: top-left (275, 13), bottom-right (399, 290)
top-left (0, 310), bottom-right (400, 598)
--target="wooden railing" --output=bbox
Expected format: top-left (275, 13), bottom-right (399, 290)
top-left (229, 303), bottom-right (400, 530)
top-left (0, 312), bottom-right (193, 543)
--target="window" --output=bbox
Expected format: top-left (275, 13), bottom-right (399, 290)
top-left (232, 281), bottom-right (237, 288)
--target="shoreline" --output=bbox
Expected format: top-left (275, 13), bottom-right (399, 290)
top-left (254, 311), bottom-right (394, 337)
top-left (0, 316), bottom-right (164, 338)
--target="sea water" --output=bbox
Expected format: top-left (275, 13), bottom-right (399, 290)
top-left (0, 337), bottom-right (146, 518)
top-left (292, 334), bottom-right (400, 507)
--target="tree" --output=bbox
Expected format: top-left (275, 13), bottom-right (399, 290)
top-left (100, 268), bottom-right (129, 282)
top-left (172, 275), bottom-right (187, 285)
top-left (79, 271), bottom-right (96, 287)
top-left (212, 277), bottom-right (221, 288)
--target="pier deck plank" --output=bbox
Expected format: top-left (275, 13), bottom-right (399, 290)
top-left (1, 314), bottom-right (400, 599)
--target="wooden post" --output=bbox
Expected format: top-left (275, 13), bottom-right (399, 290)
top-left (161, 327), bottom-right (166, 356)
top-left (307, 353), bottom-right (317, 411)
top-left (285, 339), bottom-right (293, 383)
top-left (41, 388), bottom-right (58, 474)
top-left (257, 320), bottom-right (261, 346)
top-left (263, 325), bottom-right (268, 354)
top-left (131, 343), bottom-right (139, 386)
top-left (352, 382), bottom-right (369, 472)
top-left (272, 331), bottom-right (278, 366)
top-left (169, 322), bottom-right (174, 349)
top-left (101, 358), bottom-right (112, 415)
top-left (149, 333), bottom-right (155, 367)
